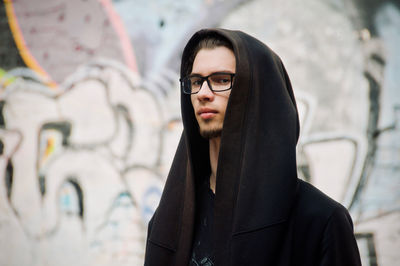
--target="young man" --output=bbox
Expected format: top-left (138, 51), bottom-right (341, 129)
top-left (144, 29), bottom-right (361, 266)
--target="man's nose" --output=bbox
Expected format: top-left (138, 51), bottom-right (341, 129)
top-left (196, 80), bottom-right (214, 101)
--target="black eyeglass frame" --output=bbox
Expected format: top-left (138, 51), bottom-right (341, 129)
top-left (180, 72), bottom-right (236, 95)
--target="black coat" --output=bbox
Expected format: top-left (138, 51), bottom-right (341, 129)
top-left (144, 28), bottom-right (361, 266)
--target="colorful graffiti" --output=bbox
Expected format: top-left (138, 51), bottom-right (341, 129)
top-left (0, 0), bottom-right (399, 265)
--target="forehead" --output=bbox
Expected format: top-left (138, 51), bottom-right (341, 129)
top-left (191, 46), bottom-right (236, 75)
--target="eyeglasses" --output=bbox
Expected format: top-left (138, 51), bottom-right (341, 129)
top-left (180, 72), bottom-right (235, 94)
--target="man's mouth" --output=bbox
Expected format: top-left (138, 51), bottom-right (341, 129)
top-left (198, 108), bottom-right (218, 119)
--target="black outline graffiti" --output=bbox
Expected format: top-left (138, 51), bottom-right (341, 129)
top-left (37, 121), bottom-right (72, 195)
top-left (356, 232), bottom-right (378, 266)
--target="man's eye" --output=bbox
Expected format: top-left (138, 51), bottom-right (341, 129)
top-left (218, 78), bottom-right (230, 84)
top-left (191, 79), bottom-right (203, 86)
top-left (212, 76), bottom-right (230, 84)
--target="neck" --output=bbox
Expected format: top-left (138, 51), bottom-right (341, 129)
top-left (209, 137), bottom-right (221, 194)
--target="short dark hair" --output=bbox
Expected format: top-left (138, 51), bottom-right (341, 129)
top-left (182, 33), bottom-right (233, 78)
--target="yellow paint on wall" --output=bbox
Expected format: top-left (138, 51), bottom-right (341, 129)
top-left (0, 68), bottom-right (16, 88)
top-left (3, 0), bottom-right (57, 88)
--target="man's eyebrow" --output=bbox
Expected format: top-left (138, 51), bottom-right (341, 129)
top-left (190, 70), bottom-right (235, 76)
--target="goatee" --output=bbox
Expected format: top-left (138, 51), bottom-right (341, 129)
top-left (200, 128), bottom-right (222, 139)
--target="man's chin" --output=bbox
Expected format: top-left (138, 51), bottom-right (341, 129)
top-left (200, 128), bottom-right (222, 139)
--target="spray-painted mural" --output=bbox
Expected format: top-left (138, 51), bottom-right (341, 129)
top-left (0, 0), bottom-right (399, 265)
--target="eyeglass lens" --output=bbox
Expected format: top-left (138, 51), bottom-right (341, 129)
top-left (187, 73), bottom-right (233, 94)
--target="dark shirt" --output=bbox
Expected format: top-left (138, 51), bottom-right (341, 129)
top-left (189, 180), bottom-right (215, 266)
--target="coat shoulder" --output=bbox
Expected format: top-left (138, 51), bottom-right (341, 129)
top-left (294, 179), bottom-right (350, 227)
top-left (289, 180), bottom-right (361, 265)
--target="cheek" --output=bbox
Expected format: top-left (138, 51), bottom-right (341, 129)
top-left (222, 93), bottom-right (231, 111)
top-left (222, 100), bottom-right (229, 113)
top-left (190, 95), bottom-right (196, 108)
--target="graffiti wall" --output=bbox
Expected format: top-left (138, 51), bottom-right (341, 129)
top-left (0, 0), bottom-right (399, 265)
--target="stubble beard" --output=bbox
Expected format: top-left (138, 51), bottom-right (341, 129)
top-left (200, 127), bottom-right (222, 139)
top-left (198, 119), bottom-right (223, 139)
top-left (196, 113), bottom-right (224, 139)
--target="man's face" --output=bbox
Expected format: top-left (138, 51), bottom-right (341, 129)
top-left (190, 46), bottom-right (236, 139)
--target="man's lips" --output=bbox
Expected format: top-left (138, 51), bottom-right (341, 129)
top-left (198, 108), bottom-right (218, 119)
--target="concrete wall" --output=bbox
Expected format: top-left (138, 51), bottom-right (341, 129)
top-left (0, 0), bottom-right (399, 265)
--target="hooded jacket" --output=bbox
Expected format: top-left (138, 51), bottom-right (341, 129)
top-left (144, 29), bottom-right (361, 266)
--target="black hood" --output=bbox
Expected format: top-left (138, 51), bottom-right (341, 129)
top-left (147, 28), bottom-right (300, 265)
